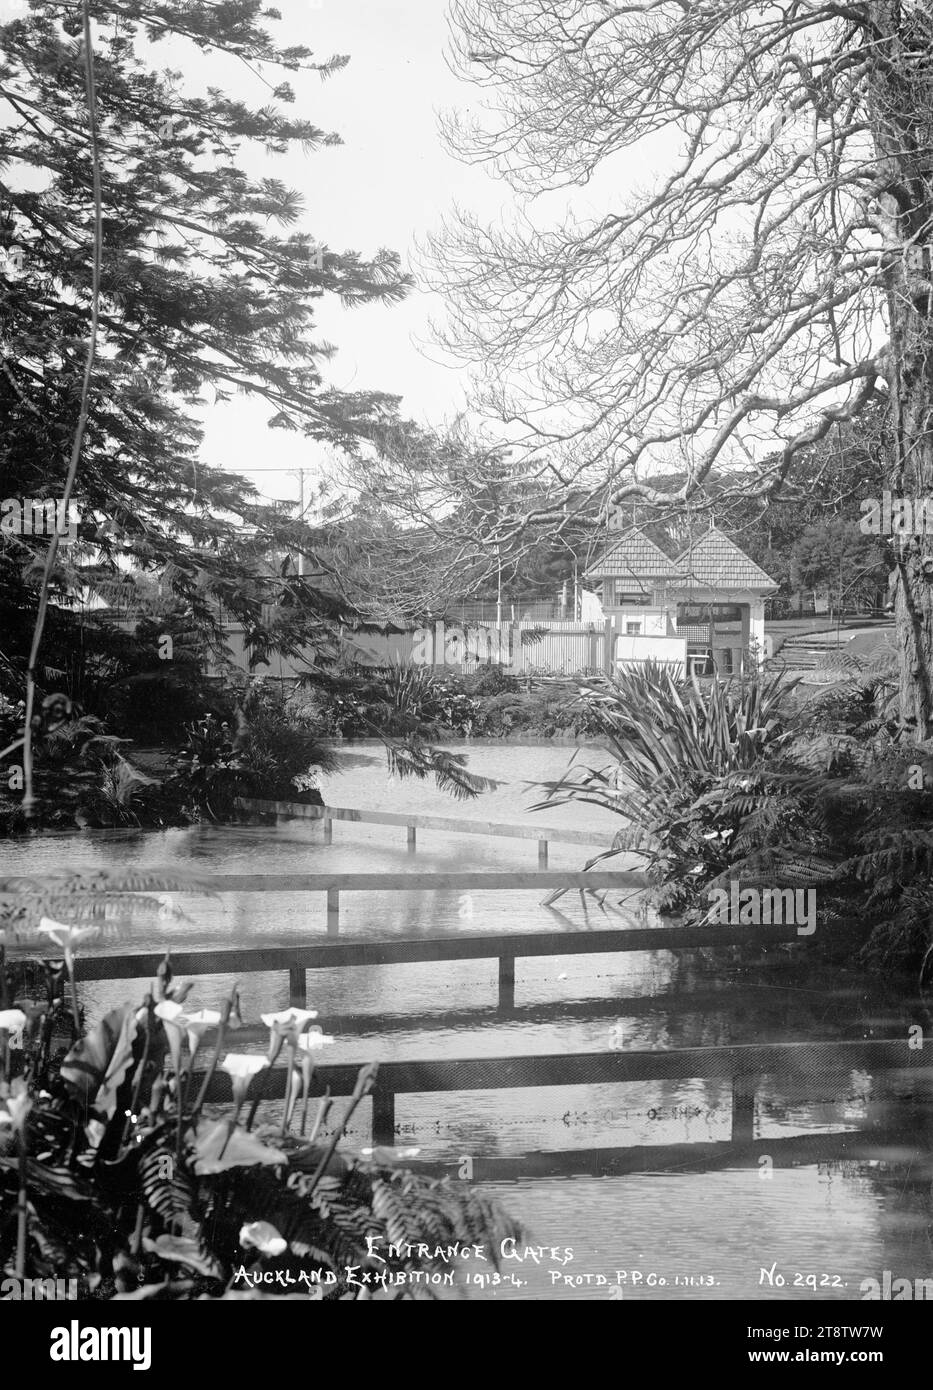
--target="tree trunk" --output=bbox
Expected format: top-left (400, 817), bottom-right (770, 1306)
top-left (870, 2), bottom-right (933, 739)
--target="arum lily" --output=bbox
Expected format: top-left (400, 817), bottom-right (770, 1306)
top-left (260, 1008), bottom-right (318, 1030)
top-left (260, 1008), bottom-right (318, 1069)
top-left (306, 1089), bottom-right (332, 1144)
top-left (155, 1000), bottom-right (189, 1163)
top-left (86, 1118), bottom-right (106, 1149)
top-left (294, 1054), bottom-right (319, 1137)
top-left (219, 1053), bottom-right (270, 1157)
top-left (176, 1004), bottom-right (223, 1111)
top-left (272, 1020), bottom-right (320, 1138)
top-left (288, 1030), bottom-right (334, 1129)
top-left (0, 1078), bottom-right (32, 1133)
top-left (239, 1221), bottom-right (287, 1257)
top-left (36, 918), bottom-right (99, 966)
top-left (221, 1054), bottom-right (268, 1111)
top-left (154, 1000), bottom-right (185, 1023)
top-left (0, 1009), bottom-right (27, 1048)
top-left (181, 1008), bottom-right (221, 1061)
top-left (155, 1000), bottom-right (186, 1081)
top-left (37, 917), bottom-right (99, 1032)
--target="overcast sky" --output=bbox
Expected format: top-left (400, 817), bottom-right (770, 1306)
top-left (182, 0), bottom-right (512, 509)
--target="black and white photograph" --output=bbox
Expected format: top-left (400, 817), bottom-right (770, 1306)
top-left (0, 0), bottom-right (932, 1356)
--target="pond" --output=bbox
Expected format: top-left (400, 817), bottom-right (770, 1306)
top-left (3, 740), bottom-right (931, 1300)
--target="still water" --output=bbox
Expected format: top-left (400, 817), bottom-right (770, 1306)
top-left (3, 741), bottom-right (932, 1300)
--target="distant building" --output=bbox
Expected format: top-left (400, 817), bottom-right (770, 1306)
top-left (583, 526), bottom-right (778, 675)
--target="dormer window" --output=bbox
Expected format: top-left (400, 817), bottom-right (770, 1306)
top-left (612, 582), bottom-right (652, 605)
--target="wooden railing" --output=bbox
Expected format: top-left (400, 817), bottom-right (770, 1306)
top-left (188, 1038), bottom-right (931, 1145)
top-left (234, 796), bottom-right (618, 867)
top-left (71, 923), bottom-right (799, 1010)
top-left (39, 866), bottom-right (645, 933)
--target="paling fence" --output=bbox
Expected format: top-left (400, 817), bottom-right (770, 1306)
top-left (210, 621), bottom-right (617, 679)
top-left (460, 621), bottom-right (611, 675)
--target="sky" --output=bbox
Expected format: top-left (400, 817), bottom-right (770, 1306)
top-left (174, 0), bottom-right (515, 510)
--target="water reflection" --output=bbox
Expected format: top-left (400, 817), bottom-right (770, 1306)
top-left (2, 741), bottom-right (931, 1299)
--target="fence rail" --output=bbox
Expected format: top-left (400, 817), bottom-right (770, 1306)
top-left (212, 619), bottom-right (616, 678)
top-left (190, 1038), bottom-right (932, 1145)
top-left (0, 866), bottom-right (647, 936)
top-left (2, 866), bottom-right (644, 934)
top-left (235, 796), bottom-right (618, 865)
top-left (67, 923), bottom-right (801, 1010)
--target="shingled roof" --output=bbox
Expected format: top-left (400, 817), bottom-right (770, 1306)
top-left (583, 527), bottom-right (678, 581)
top-left (674, 528), bottom-right (777, 592)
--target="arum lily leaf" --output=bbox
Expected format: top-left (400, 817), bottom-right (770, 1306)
top-left (142, 1235), bottom-right (222, 1279)
top-left (193, 1120), bottom-right (287, 1174)
top-left (61, 1003), bottom-right (140, 1119)
top-left (113, 1281), bottom-right (195, 1300)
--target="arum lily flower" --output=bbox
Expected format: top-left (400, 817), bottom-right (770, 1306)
top-left (156, 1002), bottom-right (221, 1059)
top-left (182, 1008), bottom-right (221, 1059)
top-left (154, 1000), bottom-right (185, 1024)
top-left (260, 1008), bottom-right (319, 1029)
top-left (37, 917), bottom-right (99, 1032)
top-left (260, 1007), bottom-right (318, 1052)
top-left (36, 918), bottom-right (99, 969)
top-left (292, 1052), bottom-right (319, 1137)
top-left (155, 1000), bottom-right (187, 1095)
top-left (0, 1078), bottom-right (32, 1133)
top-left (0, 1009), bottom-right (27, 1048)
top-left (221, 1054), bottom-right (268, 1109)
top-left (239, 1221), bottom-right (287, 1257)
top-left (259, 1008), bottom-right (319, 1073)
top-left (297, 1029), bottom-right (334, 1053)
top-left (85, 1118), bottom-right (106, 1149)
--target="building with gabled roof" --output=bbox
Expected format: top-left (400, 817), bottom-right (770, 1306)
top-left (583, 525), bottom-right (777, 675)
top-left (587, 528), bottom-right (678, 584)
top-left (675, 527), bottom-right (778, 592)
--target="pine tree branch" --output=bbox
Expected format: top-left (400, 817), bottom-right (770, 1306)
top-left (21, 0), bottom-right (102, 817)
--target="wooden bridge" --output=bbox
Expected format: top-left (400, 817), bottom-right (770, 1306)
top-left (21, 796), bottom-right (916, 1168)
top-left (75, 922), bottom-right (800, 1011)
top-left (186, 1037), bottom-right (931, 1147)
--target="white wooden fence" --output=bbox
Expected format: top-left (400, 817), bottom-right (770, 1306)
top-left (212, 620), bottom-right (616, 680)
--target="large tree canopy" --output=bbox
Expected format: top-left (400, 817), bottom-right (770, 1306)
top-left (0, 0), bottom-right (410, 677)
top-left (432, 0), bottom-right (933, 733)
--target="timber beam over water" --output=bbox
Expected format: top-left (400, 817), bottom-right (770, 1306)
top-left (188, 1039), bottom-right (933, 1146)
top-left (64, 923), bottom-right (802, 1011)
top-left (234, 795), bottom-right (619, 865)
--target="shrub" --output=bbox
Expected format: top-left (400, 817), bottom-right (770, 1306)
top-left (104, 668), bottom-right (232, 742)
top-left (536, 662), bottom-right (807, 912)
top-left (537, 662), bottom-right (933, 972)
top-left (466, 666), bottom-right (520, 697)
top-left (165, 681), bottom-right (339, 817)
top-left (0, 884), bottom-right (522, 1299)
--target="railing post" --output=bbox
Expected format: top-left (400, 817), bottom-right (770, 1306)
top-left (731, 1072), bottom-right (756, 1143)
top-left (288, 962), bottom-right (306, 1008)
top-left (326, 888), bottom-right (340, 935)
top-left (323, 811), bottom-right (333, 845)
top-left (407, 824), bottom-right (417, 853)
top-left (538, 839), bottom-right (548, 869)
top-left (498, 953), bottom-right (516, 1012)
top-left (372, 1083), bottom-right (395, 1145)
